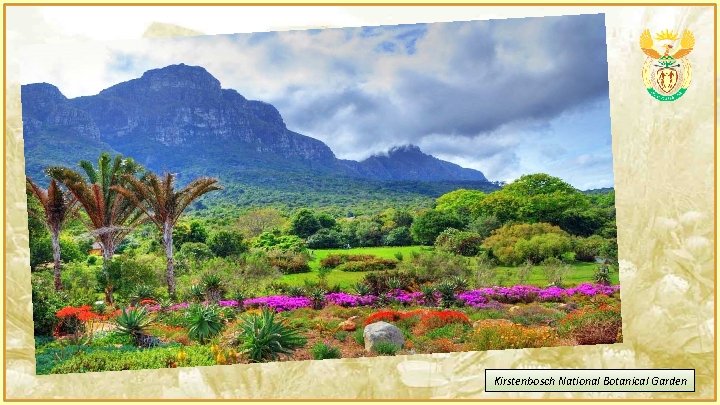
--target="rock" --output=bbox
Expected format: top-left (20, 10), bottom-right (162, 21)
top-left (339, 316), bottom-right (359, 331)
top-left (557, 303), bottom-right (578, 313)
top-left (363, 321), bottom-right (404, 352)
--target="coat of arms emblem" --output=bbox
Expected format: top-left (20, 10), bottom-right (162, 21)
top-left (640, 29), bottom-right (694, 101)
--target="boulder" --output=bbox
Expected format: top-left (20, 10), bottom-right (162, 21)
top-left (363, 321), bottom-right (405, 352)
top-left (339, 316), bottom-right (359, 332)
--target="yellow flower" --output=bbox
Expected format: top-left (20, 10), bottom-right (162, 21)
top-left (216, 352), bottom-right (226, 365)
top-left (210, 344), bottom-right (220, 354)
top-left (176, 349), bottom-right (188, 362)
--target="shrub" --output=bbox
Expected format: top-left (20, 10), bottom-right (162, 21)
top-left (186, 304), bottom-right (224, 344)
top-left (353, 282), bottom-right (372, 296)
top-left (384, 227), bottom-right (414, 246)
top-left (471, 323), bottom-right (560, 350)
top-left (177, 242), bottom-right (214, 264)
top-left (508, 304), bottom-right (566, 327)
top-left (60, 262), bottom-right (102, 306)
top-left (572, 235), bottom-right (606, 262)
top-left (373, 341), bottom-right (399, 356)
top-left (468, 215), bottom-right (502, 240)
top-left (482, 223), bottom-right (569, 265)
top-left (558, 304), bottom-right (621, 345)
top-left (311, 342), bottom-right (342, 360)
top-left (115, 307), bottom-right (154, 347)
top-left (362, 271), bottom-right (415, 295)
top-left (266, 250), bottom-right (310, 274)
top-left (253, 231), bottom-right (306, 252)
top-left (237, 308), bottom-right (306, 362)
top-left (594, 264), bottom-right (612, 285)
top-left (207, 230), bottom-right (247, 258)
top-left (514, 233), bottom-right (574, 265)
top-left (434, 228), bottom-right (484, 256)
top-left (31, 271), bottom-right (66, 336)
top-left (306, 229), bottom-right (343, 249)
top-left (320, 254), bottom-right (398, 272)
top-left (541, 257), bottom-right (570, 287)
top-left (410, 210), bottom-right (464, 245)
top-left (49, 345), bottom-right (215, 374)
top-left (414, 310), bottom-right (471, 335)
top-left (398, 251), bottom-right (472, 284)
top-left (103, 255), bottom-right (163, 301)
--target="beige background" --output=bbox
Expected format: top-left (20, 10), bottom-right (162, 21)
top-left (3, 5), bottom-right (716, 400)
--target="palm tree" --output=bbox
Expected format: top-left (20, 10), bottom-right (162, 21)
top-left (26, 177), bottom-right (78, 291)
top-left (114, 172), bottom-right (221, 297)
top-left (47, 152), bottom-right (145, 304)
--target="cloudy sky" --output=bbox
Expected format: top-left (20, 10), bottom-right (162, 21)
top-left (17, 13), bottom-right (613, 189)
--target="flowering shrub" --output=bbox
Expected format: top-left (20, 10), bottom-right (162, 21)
top-left (457, 283), bottom-right (620, 307)
top-left (558, 304), bottom-right (621, 345)
top-left (54, 305), bottom-right (102, 336)
top-left (414, 310), bottom-right (471, 335)
top-left (364, 310), bottom-right (405, 326)
top-left (471, 323), bottom-right (560, 350)
top-left (243, 295), bottom-right (312, 312)
top-left (324, 292), bottom-right (378, 307)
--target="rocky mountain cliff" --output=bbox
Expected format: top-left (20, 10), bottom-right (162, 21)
top-left (22, 64), bottom-right (492, 193)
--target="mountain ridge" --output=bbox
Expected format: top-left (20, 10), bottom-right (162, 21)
top-left (21, 64), bottom-right (496, 206)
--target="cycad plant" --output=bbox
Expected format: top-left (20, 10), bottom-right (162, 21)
top-left (113, 172), bottom-right (221, 298)
top-left (238, 308), bottom-right (306, 362)
top-left (47, 153), bottom-right (145, 303)
top-left (115, 307), bottom-right (154, 347)
top-left (186, 303), bottom-right (224, 344)
top-left (26, 178), bottom-right (78, 291)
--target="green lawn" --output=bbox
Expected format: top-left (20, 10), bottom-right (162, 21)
top-left (280, 246), bottom-right (619, 289)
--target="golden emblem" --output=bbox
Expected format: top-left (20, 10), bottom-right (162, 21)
top-left (639, 28), bottom-right (694, 101)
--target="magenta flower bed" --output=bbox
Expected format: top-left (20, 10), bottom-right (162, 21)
top-left (242, 295), bottom-right (313, 312)
top-left (144, 283), bottom-right (619, 313)
top-left (325, 292), bottom-right (378, 307)
top-left (457, 283), bottom-right (620, 307)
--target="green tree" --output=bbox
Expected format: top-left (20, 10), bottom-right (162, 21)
top-left (468, 214), bottom-right (502, 240)
top-left (306, 228), bottom-right (343, 249)
top-left (173, 221), bottom-right (209, 250)
top-left (434, 228), bottom-right (484, 256)
top-left (289, 209), bottom-right (321, 239)
top-left (435, 189), bottom-right (486, 223)
top-left (235, 208), bottom-right (287, 238)
top-left (482, 222), bottom-right (569, 265)
top-left (383, 226), bottom-right (413, 246)
top-left (115, 172), bottom-right (220, 297)
top-left (208, 230), bottom-right (247, 258)
top-left (410, 210), bottom-right (464, 245)
top-left (26, 178), bottom-right (78, 290)
top-left (47, 153), bottom-right (144, 303)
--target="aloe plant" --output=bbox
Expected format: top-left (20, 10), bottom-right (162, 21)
top-left (115, 307), bottom-right (154, 346)
top-left (186, 303), bottom-right (224, 344)
top-left (238, 308), bottom-right (306, 362)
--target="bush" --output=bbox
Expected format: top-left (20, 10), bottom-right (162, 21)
top-left (513, 233), bottom-right (574, 265)
top-left (49, 345), bottom-right (215, 374)
top-left (311, 342), bottom-right (342, 360)
top-left (468, 215), bottom-right (502, 240)
top-left (434, 228), bottom-right (484, 256)
top-left (208, 230), bottom-right (248, 258)
top-left (541, 257), bottom-right (570, 287)
top-left (373, 341), bottom-right (399, 356)
top-left (320, 254), bottom-right (398, 272)
top-left (306, 229), bottom-right (343, 249)
top-left (61, 262), bottom-right (101, 306)
top-left (104, 255), bottom-right (163, 301)
top-left (482, 223), bottom-right (570, 265)
top-left (186, 304), bottom-right (224, 344)
top-left (237, 308), bottom-right (306, 362)
top-left (398, 251), bottom-right (472, 284)
top-left (572, 235), bottom-right (607, 262)
top-left (558, 304), bottom-right (622, 345)
top-left (362, 271), bottom-right (416, 295)
top-left (410, 210), bottom-right (464, 245)
top-left (29, 234), bottom-right (86, 270)
top-left (177, 242), bottom-right (214, 264)
top-left (383, 227), bottom-right (414, 246)
top-left (414, 310), bottom-right (471, 335)
top-left (31, 271), bottom-right (66, 336)
top-left (266, 250), bottom-right (310, 274)
top-left (253, 231), bottom-right (306, 252)
top-left (471, 323), bottom-right (560, 350)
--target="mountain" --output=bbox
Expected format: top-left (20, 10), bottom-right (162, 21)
top-left (21, 64), bottom-right (496, 208)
